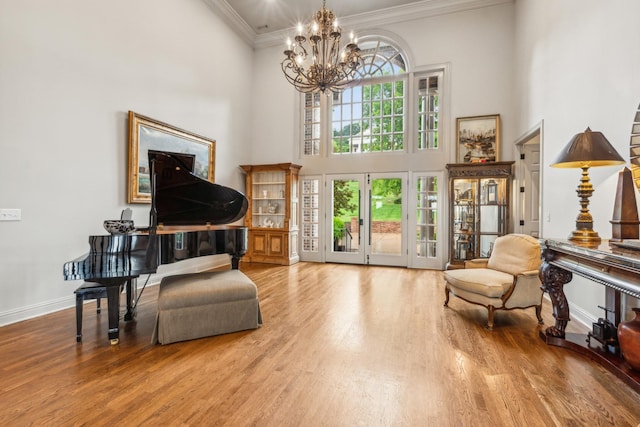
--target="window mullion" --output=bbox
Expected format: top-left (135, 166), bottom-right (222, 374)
top-left (322, 94), bottom-right (331, 157)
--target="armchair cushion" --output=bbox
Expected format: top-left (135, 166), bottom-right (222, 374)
top-left (443, 268), bottom-right (513, 298)
top-left (487, 234), bottom-right (541, 275)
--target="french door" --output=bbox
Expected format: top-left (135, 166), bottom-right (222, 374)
top-left (325, 173), bottom-right (408, 266)
top-left (410, 172), bottom-right (445, 269)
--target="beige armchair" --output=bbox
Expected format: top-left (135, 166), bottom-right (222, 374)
top-left (443, 233), bottom-right (543, 330)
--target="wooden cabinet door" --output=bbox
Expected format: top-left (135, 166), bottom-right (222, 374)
top-left (268, 232), bottom-right (285, 257)
top-left (251, 231), bottom-right (268, 257)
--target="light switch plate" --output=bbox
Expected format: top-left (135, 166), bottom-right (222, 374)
top-left (0, 209), bottom-right (21, 221)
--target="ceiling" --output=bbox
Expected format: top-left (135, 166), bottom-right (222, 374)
top-left (203, 0), bottom-right (512, 47)
top-left (225, 0), bottom-right (420, 34)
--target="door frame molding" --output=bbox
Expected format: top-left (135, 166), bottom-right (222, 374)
top-left (514, 120), bottom-right (544, 238)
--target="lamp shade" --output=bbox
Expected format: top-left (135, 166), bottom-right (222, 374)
top-left (551, 127), bottom-right (625, 168)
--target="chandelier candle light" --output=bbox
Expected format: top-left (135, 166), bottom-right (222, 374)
top-left (282, 1), bottom-right (363, 94)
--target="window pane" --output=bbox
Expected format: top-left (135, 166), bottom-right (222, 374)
top-left (382, 135), bottom-right (391, 151)
top-left (342, 105), bottom-right (351, 121)
top-left (301, 178), bottom-right (320, 254)
top-left (394, 99), bottom-right (403, 115)
top-left (416, 176), bottom-right (438, 258)
top-left (372, 118), bottom-right (381, 133)
top-left (393, 134), bottom-right (403, 150)
top-left (382, 117), bottom-right (392, 133)
top-left (303, 93), bottom-right (321, 156)
top-left (394, 117), bottom-right (403, 132)
top-left (416, 72), bottom-right (441, 150)
top-left (372, 101), bottom-right (381, 116)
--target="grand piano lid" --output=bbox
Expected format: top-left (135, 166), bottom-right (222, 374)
top-left (149, 150), bottom-right (248, 226)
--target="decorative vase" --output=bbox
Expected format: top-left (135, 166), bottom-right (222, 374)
top-left (618, 307), bottom-right (640, 371)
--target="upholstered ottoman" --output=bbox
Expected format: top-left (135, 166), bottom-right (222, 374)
top-left (152, 270), bottom-right (262, 345)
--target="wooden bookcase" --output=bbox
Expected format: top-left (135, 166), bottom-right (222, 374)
top-left (240, 163), bottom-right (302, 265)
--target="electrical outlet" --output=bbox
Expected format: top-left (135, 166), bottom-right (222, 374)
top-left (0, 209), bottom-right (21, 221)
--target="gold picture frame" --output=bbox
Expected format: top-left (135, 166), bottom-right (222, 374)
top-left (456, 114), bottom-right (500, 163)
top-left (127, 111), bottom-right (215, 203)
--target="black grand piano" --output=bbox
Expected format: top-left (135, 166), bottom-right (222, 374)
top-left (63, 151), bottom-right (248, 344)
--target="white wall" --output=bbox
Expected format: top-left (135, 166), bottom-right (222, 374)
top-left (249, 4), bottom-right (516, 173)
top-left (514, 0), bottom-right (640, 322)
top-left (0, 0), bottom-right (254, 324)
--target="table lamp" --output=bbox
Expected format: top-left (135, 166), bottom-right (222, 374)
top-left (551, 127), bottom-right (625, 244)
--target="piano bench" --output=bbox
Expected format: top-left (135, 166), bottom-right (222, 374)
top-left (74, 282), bottom-right (108, 343)
top-left (152, 270), bottom-right (262, 345)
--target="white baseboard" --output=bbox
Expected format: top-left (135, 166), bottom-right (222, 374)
top-left (0, 255), bottom-right (231, 327)
top-left (0, 296), bottom-right (75, 327)
top-left (567, 302), bottom-right (596, 331)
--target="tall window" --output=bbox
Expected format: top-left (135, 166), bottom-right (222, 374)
top-left (303, 93), bottom-right (322, 156)
top-left (302, 38), bottom-right (413, 156)
top-left (416, 72), bottom-right (441, 150)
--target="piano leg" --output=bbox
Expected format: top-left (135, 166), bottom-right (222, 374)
top-left (106, 285), bottom-right (122, 345)
top-left (86, 277), bottom-right (139, 345)
top-left (231, 255), bottom-right (241, 270)
top-left (124, 278), bottom-right (137, 321)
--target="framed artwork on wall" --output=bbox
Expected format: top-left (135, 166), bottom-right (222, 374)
top-left (456, 114), bottom-right (500, 163)
top-left (127, 111), bottom-right (215, 203)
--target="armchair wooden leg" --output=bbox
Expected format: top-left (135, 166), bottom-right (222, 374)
top-left (444, 286), bottom-right (450, 307)
top-left (486, 306), bottom-right (495, 330)
top-left (535, 305), bottom-right (544, 324)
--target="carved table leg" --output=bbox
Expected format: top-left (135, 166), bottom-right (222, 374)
top-left (539, 251), bottom-right (573, 338)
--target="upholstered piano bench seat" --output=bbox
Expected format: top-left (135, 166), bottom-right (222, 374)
top-left (152, 270), bottom-right (262, 345)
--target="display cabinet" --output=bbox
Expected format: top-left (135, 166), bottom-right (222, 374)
top-left (446, 162), bottom-right (514, 269)
top-left (240, 163), bottom-right (302, 265)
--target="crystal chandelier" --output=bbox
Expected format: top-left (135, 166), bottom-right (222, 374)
top-left (282, 1), bottom-right (363, 94)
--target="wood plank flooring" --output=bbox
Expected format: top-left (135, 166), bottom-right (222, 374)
top-left (0, 262), bottom-right (639, 426)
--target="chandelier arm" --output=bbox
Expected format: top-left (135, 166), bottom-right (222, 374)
top-left (282, 60), bottom-right (314, 88)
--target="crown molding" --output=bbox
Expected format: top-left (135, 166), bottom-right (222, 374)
top-left (204, 0), bottom-right (514, 50)
top-left (201, 0), bottom-right (257, 46)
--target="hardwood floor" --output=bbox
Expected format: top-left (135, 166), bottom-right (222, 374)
top-left (1, 262), bottom-right (639, 426)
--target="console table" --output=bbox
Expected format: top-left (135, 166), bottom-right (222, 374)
top-left (539, 238), bottom-right (640, 392)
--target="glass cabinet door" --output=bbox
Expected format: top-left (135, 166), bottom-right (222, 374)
top-left (478, 178), bottom-right (507, 257)
top-left (452, 179), bottom-right (478, 262)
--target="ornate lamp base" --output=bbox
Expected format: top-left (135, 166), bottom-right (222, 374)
top-left (569, 228), bottom-right (601, 244)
